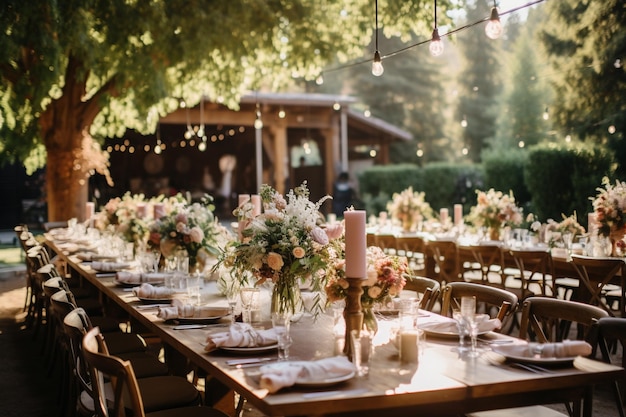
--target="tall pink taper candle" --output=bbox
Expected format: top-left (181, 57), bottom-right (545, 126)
top-left (344, 210), bottom-right (367, 278)
top-left (454, 204), bottom-right (463, 226)
top-left (153, 203), bottom-right (165, 220)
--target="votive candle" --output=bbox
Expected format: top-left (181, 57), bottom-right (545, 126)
top-left (344, 210), bottom-right (367, 278)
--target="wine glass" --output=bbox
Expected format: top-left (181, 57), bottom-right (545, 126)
top-left (225, 283), bottom-right (240, 325)
top-left (239, 288), bottom-right (260, 324)
top-left (452, 308), bottom-right (468, 353)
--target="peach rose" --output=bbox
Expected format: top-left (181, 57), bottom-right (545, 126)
top-left (367, 286), bottom-right (382, 299)
top-left (266, 252), bottom-right (284, 271)
top-left (188, 226), bottom-right (204, 243)
top-left (292, 247), bottom-right (306, 259)
top-left (325, 223), bottom-right (344, 240)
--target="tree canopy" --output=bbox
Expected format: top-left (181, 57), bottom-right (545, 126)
top-left (0, 0), bottom-right (450, 220)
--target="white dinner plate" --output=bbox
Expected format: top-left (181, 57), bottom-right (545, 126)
top-left (491, 345), bottom-right (576, 366)
top-left (420, 321), bottom-right (490, 339)
top-left (136, 296), bottom-right (175, 304)
top-left (259, 361), bottom-right (355, 387)
top-left (170, 308), bottom-right (229, 324)
top-left (219, 344), bottom-right (279, 354)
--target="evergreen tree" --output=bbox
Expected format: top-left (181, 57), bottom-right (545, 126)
top-left (539, 0), bottom-right (626, 176)
top-left (453, 0), bottom-right (502, 162)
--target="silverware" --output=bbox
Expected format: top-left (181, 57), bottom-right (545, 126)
top-left (173, 324), bottom-right (207, 330)
top-left (509, 362), bottom-right (555, 374)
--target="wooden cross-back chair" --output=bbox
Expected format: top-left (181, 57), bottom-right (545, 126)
top-left (440, 282), bottom-right (518, 332)
top-left (82, 327), bottom-right (228, 417)
top-left (404, 275), bottom-right (441, 312)
top-left (570, 255), bottom-right (625, 317)
top-left (506, 248), bottom-right (555, 300)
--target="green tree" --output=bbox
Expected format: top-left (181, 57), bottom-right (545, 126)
top-left (539, 0), bottom-right (626, 176)
top-left (490, 8), bottom-right (551, 151)
top-left (0, 0), bottom-right (452, 221)
top-left (454, 0), bottom-right (502, 162)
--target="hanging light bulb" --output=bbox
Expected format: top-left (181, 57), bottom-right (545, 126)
top-left (315, 74), bottom-right (324, 85)
top-left (429, 28), bottom-right (444, 56)
top-left (372, 50), bottom-right (384, 76)
top-left (542, 107), bottom-right (549, 120)
top-left (372, 0), bottom-right (384, 76)
top-left (429, 1), bottom-right (444, 57)
top-left (485, 2), bottom-right (503, 40)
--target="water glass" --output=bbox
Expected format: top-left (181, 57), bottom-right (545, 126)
top-left (271, 312), bottom-right (292, 360)
top-left (186, 273), bottom-right (202, 305)
top-left (350, 329), bottom-right (373, 376)
top-left (240, 288), bottom-right (260, 324)
top-left (461, 296), bottom-right (479, 357)
top-left (225, 283), bottom-right (240, 325)
top-left (452, 308), bottom-right (468, 353)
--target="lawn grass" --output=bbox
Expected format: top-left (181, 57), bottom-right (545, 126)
top-left (0, 246), bottom-right (23, 266)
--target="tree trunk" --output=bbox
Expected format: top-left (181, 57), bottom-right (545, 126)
top-left (45, 145), bottom-right (88, 222)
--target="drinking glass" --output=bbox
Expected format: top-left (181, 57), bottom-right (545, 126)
top-left (452, 308), bottom-right (468, 353)
top-left (350, 329), bottom-right (373, 376)
top-left (225, 283), bottom-right (240, 325)
top-left (461, 296), bottom-right (480, 357)
top-left (271, 311), bottom-right (292, 360)
top-left (240, 288), bottom-right (260, 324)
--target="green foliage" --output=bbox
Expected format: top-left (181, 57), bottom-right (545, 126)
top-left (524, 142), bottom-right (614, 226)
top-left (358, 162), bottom-right (484, 216)
top-left (0, 0), bottom-right (453, 169)
top-left (482, 149), bottom-right (531, 210)
top-left (540, 0), bottom-right (626, 176)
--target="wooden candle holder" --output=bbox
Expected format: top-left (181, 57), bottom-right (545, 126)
top-left (343, 276), bottom-right (364, 360)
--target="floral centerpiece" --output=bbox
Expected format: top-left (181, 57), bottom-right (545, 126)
top-left (217, 182), bottom-right (342, 317)
top-left (95, 192), bottom-right (155, 247)
top-left (545, 212), bottom-right (586, 247)
top-left (591, 177), bottom-right (626, 255)
top-left (386, 187), bottom-right (434, 232)
top-left (147, 195), bottom-right (229, 270)
top-left (467, 188), bottom-right (523, 240)
top-left (325, 246), bottom-right (408, 332)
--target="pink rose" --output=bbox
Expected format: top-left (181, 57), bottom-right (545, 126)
top-left (266, 252), bottom-right (284, 271)
top-left (325, 223), bottom-right (344, 240)
top-left (310, 227), bottom-right (329, 245)
top-left (188, 226), bottom-right (204, 243)
top-left (367, 285), bottom-right (382, 299)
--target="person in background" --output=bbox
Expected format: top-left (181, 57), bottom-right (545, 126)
top-left (332, 171), bottom-right (355, 218)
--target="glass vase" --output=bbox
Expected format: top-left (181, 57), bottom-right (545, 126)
top-left (362, 305), bottom-right (379, 335)
top-left (271, 274), bottom-right (302, 316)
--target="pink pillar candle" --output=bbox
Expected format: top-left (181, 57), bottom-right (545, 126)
top-left (454, 204), bottom-right (463, 226)
top-left (85, 202), bottom-right (95, 223)
top-left (238, 194), bottom-right (250, 209)
top-left (587, 212), bottom-right (596, 234)
top-left (440, 208), bottom-right (449, 223)
top-left (344, 210), bottom-right (367, 279)
top-left (136, 203), bottom-right (147, 219)
top-left (153, 203), bottom-right (165, 220)
top-left (251, 194), bottom-right (262, 217)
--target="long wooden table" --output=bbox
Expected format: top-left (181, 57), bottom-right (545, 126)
top-left (46, 237), bottom-right (625, 417)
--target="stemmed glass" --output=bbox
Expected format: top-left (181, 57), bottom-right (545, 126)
top-left (239, 288), bottom-right (259, 324)
top-left (452, 308), bottom-right (468, 353)
top-left (225, 283), bottom-right (240, 325)
top-left (461, 296), bottom-right (480, 358)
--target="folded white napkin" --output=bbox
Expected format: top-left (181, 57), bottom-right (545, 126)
top-left (116, 271), bottom-right (167, 284)
top-left (259, 356), bottom-right (357, 393)
top-left (134, 283), bottom-right (175, 299)
top-left (91, 261), bottom-right (131, 272)
top-left (493, 340), bottom-right (592, 358)
top-left (422, 315), bottom-right (501, 334)
top-left (204, 323), bottom-right (277, 352)
top-left (157, 299), bottom-right (228, 320)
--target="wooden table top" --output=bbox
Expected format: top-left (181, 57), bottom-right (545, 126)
top-left (46, 237), bottom-right (625, 417)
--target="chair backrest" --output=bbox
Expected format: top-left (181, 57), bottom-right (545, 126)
top-left (592, 317), bottom-right (626, 369)
top-left (83, 327), bottom-right (145, 417)
top-left (570, 255), bottom-right (625, 316)
top-left (425, 240), bottom-right (460, 284)
top-left (404, 275), bottom-right (440, 311)
top-left (507, 248), bottom-right (555, 298)
top-left (519, 296), bottom-right (609, 342)
top-left (374, 234), bottom-right (397, 253)
top-left (440, 282), bottom-right (518, 330)
top-left (463, 243), bottom-right (504, 285)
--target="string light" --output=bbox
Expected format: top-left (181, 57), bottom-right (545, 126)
top-left (372, 0), bottom-right (384, 76)
top-left (543, 107), bottom-right (549, 120)
top-left (485, 1), bottom-right (503, 40)
top-left (429, 0), bottom-right (444, 57)
top-left (254, 103), bottom-right (263, 130)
